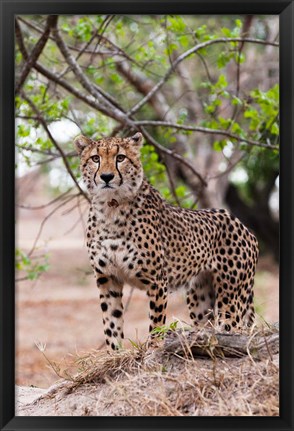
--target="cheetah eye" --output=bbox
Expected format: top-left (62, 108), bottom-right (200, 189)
top-left (116, 154), bottom-right (126, 163)
top-left (91, 155), bottom-right (100, 163)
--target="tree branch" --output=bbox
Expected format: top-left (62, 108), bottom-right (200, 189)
top-left (163, 157), bottom-right (181, 206)
top-left (57, 16), bottom-right (113, 79)
top-left (162, 326), bottom-right (279, 360)
top-left (16, 52), bottom-right (207, 195)
top-left (17, 188), bottom-right (75, 210)
top-left (141, 127), bottom-right (207, 187)
top-left (19, 91), bottom-right (90, 202)
top-left (115, 60), bottom-right (170, 116)
top-left (26, 194), bottom-right (79, 257)
top-left (51, 20), bottom-right (133, 127)
top-left (18, 18), bottom-right (125, 118)
top-left (127, 37), bottom-right (279, 117)
top-left (135, 120), bottom-right (279, 151)
top-left (15, 15), bottom-right (58, 94)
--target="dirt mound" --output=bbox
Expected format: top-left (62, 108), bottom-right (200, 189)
top-left (16, 325), bottom-right (279, 416)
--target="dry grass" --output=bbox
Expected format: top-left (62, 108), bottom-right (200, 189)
top-left (72, 346), bottom-right (146, 386)
top-left (29, 324), bottom-right (279, 417)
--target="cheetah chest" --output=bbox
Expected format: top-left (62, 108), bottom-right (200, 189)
top-left (87, 210), bottom-right (148, 287)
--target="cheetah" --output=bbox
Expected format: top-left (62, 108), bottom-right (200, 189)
top-left (74, 132), bottom-right (259, 351)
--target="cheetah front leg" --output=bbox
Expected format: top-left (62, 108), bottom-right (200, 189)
top-left (96, 274), bottom-right (124, 351)
top-left (147, 282), bottom-right (168, 336)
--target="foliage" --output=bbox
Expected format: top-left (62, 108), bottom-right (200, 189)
top-left (16, 248), bottom-right (50, 281)
top-left (150, 320), bottom-right (179, 339)
top-left (15, 14), bottom-right (279, 274)
top-left (15, 16), bottom-right (279, 160)
top-left (140, 144), bottom-right (167, 187)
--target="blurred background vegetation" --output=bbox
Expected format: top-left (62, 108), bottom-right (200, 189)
top-left (15, 14), bottom-right (279, 279)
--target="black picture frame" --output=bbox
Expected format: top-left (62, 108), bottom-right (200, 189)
top-left (0, 1), bottom-right (293, 430)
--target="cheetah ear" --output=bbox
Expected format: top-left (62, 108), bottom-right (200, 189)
top-left (74, 135), bottom-right (93, 155)
top-left (129, 132), bottom-right (143, 148)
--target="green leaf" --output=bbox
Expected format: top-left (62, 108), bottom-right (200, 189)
top-left (213, 140), bottom-right (226, 151)
top-left (164, 42), bottom-right (178, 56)
top-left (270, 123), bottom-right (279, 135)
top-left (175, 185), bottom-right (187, 198)
top-left (205, 104), bottom-right (216, 114)
top-left (231, 122), bottom-right (242, 135)
top-left (28, 271), bottom-right (38, 280)
top-left (221, 27), bottom-right (232, 37)
top-left (235, 19), bottom-right (242, 28)
top-left (167, 16), bottom-right (186, 33)
top-left (178, 35), bottom-right (190, 49)
top-left (215, 74), bottom-right (228, 89)
top-left (217, 52), bottom-right (230, 68)
top-left (235, 52), bottom-right (245, 64)
top-left (195, 25), bottom-right (207, 40)
top-left (17, 124), bottom-right (30, 137)
top-left (16, 248), bottom-right (50, 281)
top-left (232, 96), bottom-right (242, 106)
top-left (218, 116), bottom-right (231, 128)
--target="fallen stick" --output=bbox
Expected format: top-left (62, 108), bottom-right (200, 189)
top-left (162, 324), bottom-right (279, 360)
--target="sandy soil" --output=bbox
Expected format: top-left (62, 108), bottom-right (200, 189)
top-left (15, 172), bottom-right (279, 391)
top-left (15, 342), bottom-right (279, 416)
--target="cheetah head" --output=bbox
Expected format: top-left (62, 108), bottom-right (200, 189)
top-left (74, 132), bottom-right (144, 201)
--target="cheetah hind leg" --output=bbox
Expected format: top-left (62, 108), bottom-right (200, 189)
top-left (186, 271), bottom-right (215, 327)
top-left (212, 268), bottom-right (256, 332)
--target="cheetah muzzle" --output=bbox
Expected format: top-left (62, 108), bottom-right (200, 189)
top-left (74, 132), bottom-right (259, 351)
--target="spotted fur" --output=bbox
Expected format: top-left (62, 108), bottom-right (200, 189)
top-left (74, 132), bottom-right (259, 351)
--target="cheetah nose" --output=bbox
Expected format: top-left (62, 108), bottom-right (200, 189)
top-left (100, 173), bottom-right (114, 184)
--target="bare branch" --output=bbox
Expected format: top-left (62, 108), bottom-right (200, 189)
top-left (164, 159), bottom-right (181, 206)
top-left (16, 44), bottom-right (207, 195)
top-left (15, 15), bottom-right (58, 94)
top-left (207, 154), bottom-right (245, 180)
top-left (26, 193), bottom-right (78, 257)
top-left (17, 188), bottom-right (75, 210)
top-left (16, 143), bottom-right (58, 157)
top-left (51, 20), bottom-right (133, 127)
top-left (17, 16), bottom-right (143, 73)
top-left (135, 120), bottom-right (279, 151)
top-left (116, 61), bottom-right (170, 115)
top-left (19, 91), bottom-right (90, 202)
top-left (57, 16), bottom-right (114, 79)
top-left (127, 37), bottom-right (279, 117)
top-left (15, 18), bottom-right (29, 59)
top-left (141, 127), bottom-right (207, 188)
top-left (15, 18), bottom-right (278, 218)
top-left (62, 195), bottom-right (88, 237)
top-left (92, 33), bottom-right (141, 66)
top-left (16, 18), bottom-right (123, 120)
top-left (163, 326), bottom-right (279, 360)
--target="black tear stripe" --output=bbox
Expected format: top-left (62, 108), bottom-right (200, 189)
top-left (116, 161), bottom-right (123, 186)
top-left (93, 165), bottom-right (100, 186)
top-left (84, 154), bottom-right (100, 186)
top-left (113, 145), bottom-right (122, 186)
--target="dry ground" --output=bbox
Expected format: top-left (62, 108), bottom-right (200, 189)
top-left (16, 328), bottom-right (279, 416)
top-left (15, 172), bottom-right (279, 415)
